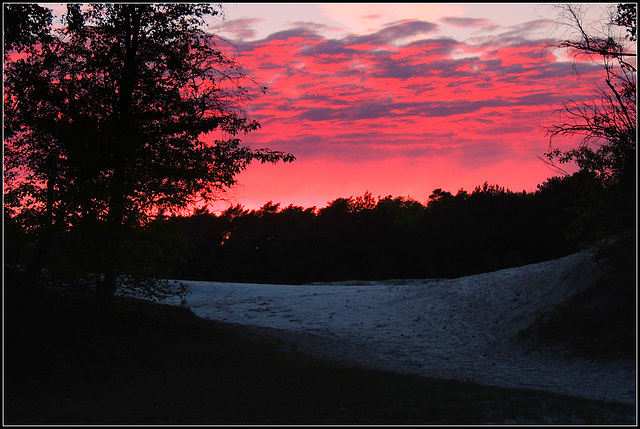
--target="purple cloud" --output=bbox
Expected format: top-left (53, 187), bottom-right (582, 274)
top-left (219, 17), bottom-right (263, 41)
top-left (440, 16), bottom-right (499, 32)
top-left (376, 19), bottom-right (439, 42)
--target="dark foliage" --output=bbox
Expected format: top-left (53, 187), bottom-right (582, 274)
top-left (4, 4), bottom-right (294, 299)
top-left (144, 172), bottom-right (620, 285)
top-left (3, 4), bottom-right (54, 53)
top-left (7, 168), bottom-right (628, 286)
top-left (519, 237), bottom-right (636, 360)
top-left (542, 4), bottom-right (636, 246)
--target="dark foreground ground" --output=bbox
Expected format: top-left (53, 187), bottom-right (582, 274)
top-left (4, 276), bottom-right (636, 425)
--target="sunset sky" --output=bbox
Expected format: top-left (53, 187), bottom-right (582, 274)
top-left (42, 3), bottom-right (616, 212)
top-left (198, 3), bottom-right (613, 212)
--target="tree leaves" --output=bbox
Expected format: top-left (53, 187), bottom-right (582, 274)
top-left (4, 4), bottom-right (294, 298)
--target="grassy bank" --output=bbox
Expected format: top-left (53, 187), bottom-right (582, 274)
top-left (4, 282), bottom-right (635, 425)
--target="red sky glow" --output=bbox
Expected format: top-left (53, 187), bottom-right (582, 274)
top-left (204, 3), bottom-right (614, 212)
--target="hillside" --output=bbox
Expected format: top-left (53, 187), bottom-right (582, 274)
top-left (161, 243), bottom-right (635, 405)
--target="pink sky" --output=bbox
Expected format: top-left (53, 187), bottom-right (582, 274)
top-left (207, 4), bottom-right (610, 211)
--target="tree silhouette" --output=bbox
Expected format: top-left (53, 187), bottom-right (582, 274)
top-left (160, 179), bottom-right (596, 285)
top-left (3, 4), bottom-right (53, 54)
top-left (543, 4), bottom-right (636, 187)
top-left (541, 3), bottom-right (636, 244)
top-left (4, 4), bottom-right (294, 300)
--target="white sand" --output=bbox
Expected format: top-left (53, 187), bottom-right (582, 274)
top-left (164, 248), bottom-right (636, 405)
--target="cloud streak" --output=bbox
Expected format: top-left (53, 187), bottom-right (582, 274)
top-left (440, 16), bottom-right (500, 32)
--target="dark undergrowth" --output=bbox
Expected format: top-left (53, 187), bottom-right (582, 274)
top-left (519, 238), bottom-right (636, 362)
top-left (4, 281), bottom-right (635, 425)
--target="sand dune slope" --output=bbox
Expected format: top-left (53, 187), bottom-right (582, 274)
top-left (167, 249), bottom-right (636, 404)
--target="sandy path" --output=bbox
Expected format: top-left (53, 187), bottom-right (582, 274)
top-left (166, 249), bottom-right (636, 405)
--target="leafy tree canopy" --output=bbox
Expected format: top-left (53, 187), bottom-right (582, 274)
top-left (4, 4), bottom-right (294, 300)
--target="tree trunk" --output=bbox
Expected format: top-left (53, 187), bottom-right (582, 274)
top-left (95, 4), bottom-right (142, 303)
top-left (97, 264), bottom-right (119, 302)
top-left (26, 177), bottom-right (56, 285)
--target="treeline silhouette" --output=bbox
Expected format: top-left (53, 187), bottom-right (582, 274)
top-left (157, 170), bottom-right (621, 284)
